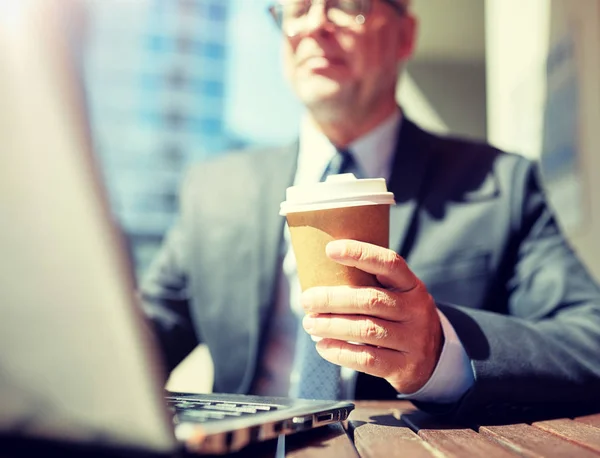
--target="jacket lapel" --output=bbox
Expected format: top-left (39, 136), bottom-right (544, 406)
top-left (388, 118), bottom-right (435, 258)
top-left (256, 143), bottom-right (298, 327)
top-left (208, 144), bottom-right (298, 394)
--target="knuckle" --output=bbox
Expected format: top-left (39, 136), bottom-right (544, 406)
top-left (374, 251), bottom-right (386, 267)
top-left (356, 245), bottom-right (370, 263)
top-left (357, 349), bottom-right (377, 369)
top-left (359, 289), bottom-right (383, 311)
top-left (388, 252), bottom-right (405, 272)
top-left (343, 241), bottom-right (362, 259)
top-left (337, 242), bottom-right (350, 258)
top-left (367, 292), bottom-right (381, 311)
top-left (391, 291), bottom-right (408, 309)
top-left (361, 319), bottom-right (387, 341)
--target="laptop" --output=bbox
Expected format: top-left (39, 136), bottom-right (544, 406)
top-left (0, 1), bottom-right (353, 455)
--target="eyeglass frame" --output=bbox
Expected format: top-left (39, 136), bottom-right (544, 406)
top-left (268, 0), bottom-right (407, 37)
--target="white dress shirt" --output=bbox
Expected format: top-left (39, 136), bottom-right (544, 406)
top-left (253, 110), bottom-right (474, 403)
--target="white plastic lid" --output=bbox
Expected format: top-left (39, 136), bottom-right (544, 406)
top-left (279, 173), bottom-right (395, 215)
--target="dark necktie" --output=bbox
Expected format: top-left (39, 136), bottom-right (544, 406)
top-left (291, 148), bottom-right (362, 400)
top-left (321, 148), bottom-right (358, 180)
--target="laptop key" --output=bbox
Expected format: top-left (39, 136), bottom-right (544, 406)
top-left (177, 411), bottom-right (232, 422)
top-left (209, 404), bottom-right (258, 414)
top-left (171, 401), bottom-right (211, 409)
top-left (176, 412), bottom-right (254, 424)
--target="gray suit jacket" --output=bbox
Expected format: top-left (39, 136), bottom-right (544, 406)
top-left (141, 119), bottom-right (600, 423)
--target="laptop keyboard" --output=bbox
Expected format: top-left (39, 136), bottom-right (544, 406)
top-left (166, 396), bottom-right (281, 424)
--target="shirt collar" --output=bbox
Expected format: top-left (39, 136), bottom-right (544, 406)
top-left (295, 109), bottom-right (402, 186)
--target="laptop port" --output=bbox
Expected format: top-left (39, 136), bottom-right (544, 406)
top-left (316, 413), bottom-right (334, 423)
top-left (292, 415), bottom-right (313, 431)
top-left (249, 426), bottom-right (261, 443)
top-left (273, 421), bottom-right (284, 433)
top-left (225, 431), bottom-right (234, 448)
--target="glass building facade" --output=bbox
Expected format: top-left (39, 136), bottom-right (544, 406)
top-left (84, 0), bottom-right (245, 277)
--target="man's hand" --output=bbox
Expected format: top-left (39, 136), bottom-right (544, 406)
top-left (301, 239), bottom-right (443, 394)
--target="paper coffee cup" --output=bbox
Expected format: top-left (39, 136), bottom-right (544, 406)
top-left (280, 174), bottom-right (395, 291)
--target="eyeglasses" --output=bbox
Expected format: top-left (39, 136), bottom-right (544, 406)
top-left (268, 0), bottom-right (406, 37)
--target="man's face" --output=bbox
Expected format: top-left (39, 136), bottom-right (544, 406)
top-left (280, 0), bottom-right (416, 120)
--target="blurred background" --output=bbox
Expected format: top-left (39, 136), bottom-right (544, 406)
top-left (82, 0), bottom-right (301, 275)
top-left (79, 0), bottom-right (600, 283)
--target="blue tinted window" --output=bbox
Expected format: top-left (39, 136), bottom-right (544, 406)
top-left (189, 117), bottom-right (222, 134)
top-left (139, 73), bottom-right (160, 90)
top-left (146, 35), bottom-right (171, 52)
top-left (138, 110), bottom-right (162, 126)
top-left (203, 42), bottom-right (225, 59)
top-left (190, 79), bottom-right (223, 97)
top-left (208, 3), bottom-right (226, 21)
top-left (146, 35), bottom-right (224, 59)
top-left (84, 0), bottom-right (300, 278)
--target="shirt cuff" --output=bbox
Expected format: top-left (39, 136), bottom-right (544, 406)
top-left (396, 309), bottom-right (474, 404)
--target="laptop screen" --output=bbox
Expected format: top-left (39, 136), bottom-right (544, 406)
top-left (0, 1), bottom-right (176, 452)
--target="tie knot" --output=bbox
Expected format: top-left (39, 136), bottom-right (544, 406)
top-left (321, 148), bottom-right (356, 181)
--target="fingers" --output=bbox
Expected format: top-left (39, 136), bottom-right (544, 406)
top-left (301, 240), bottom-right (442, 395)
top-left (325, 240), bottom-right (418, 290)
top-left (315, 338), bottom-right (408, 381)
top-left (301, 285), bottom-right (418, 322)
top-left (315, 337), bottom-right (435, 394)
top-left (302, 314), bottom-right (408, 352)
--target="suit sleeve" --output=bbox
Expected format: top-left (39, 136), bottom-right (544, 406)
top-left (138, 174), bottom-right (199, 373)
top-left (416, 158), bottom-right (600, 422)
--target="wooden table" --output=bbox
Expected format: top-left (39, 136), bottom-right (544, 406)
top-left (229, 401), bottom-right (600, 457)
